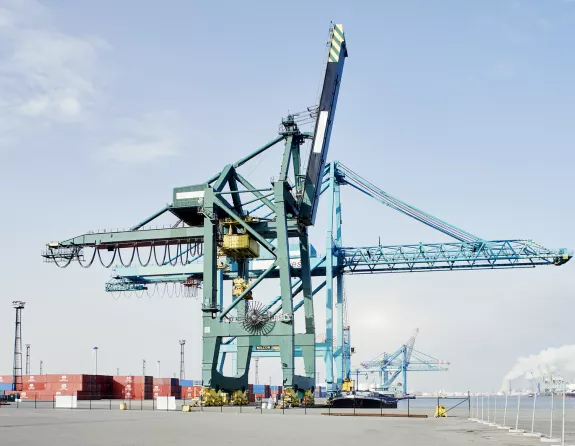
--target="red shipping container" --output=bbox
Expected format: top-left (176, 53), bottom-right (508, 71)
top-left (45, 383), bottom-right (85, 392)
top-left (0, 375), bottom-right (13, 383)
top-left (153, 378), bottom-right (179, 386)
top-left (23, 375), bottom-right (47, 384)
top-left (181, 386), bottom-right (202, 399)
top-left (44, 374), bottom-right (92, 384)
top-left (24, 382), bottom-right (46, 391)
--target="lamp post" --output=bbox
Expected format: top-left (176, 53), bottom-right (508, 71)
top-left (93, 346), bottom-right (99, 375)
top-left (157, 360), bottom-right (160, 378)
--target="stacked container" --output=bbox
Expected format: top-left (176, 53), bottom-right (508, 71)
top-left (112, 376), bottom-right (153, 400)
top-left (180, 386), bottom-right (202, 399)
top-left (314, 386), bottom-right (327, 398)
top-left (248, 384), bottom-right (270, 402)
top-left (4, 375), bottom-right (104, 400)
top-left (270, 385), bottom-right (282, 398)
top-left (153, 378), bottom-right (180, 399)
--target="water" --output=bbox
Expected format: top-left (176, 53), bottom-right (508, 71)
top-left (399, 395), bottom-right (575, 411)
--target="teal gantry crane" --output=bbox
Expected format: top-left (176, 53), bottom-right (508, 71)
top-left (43, 24), bottom-right (570, 398)
top-left (351, 329), bottom-right (449, 396)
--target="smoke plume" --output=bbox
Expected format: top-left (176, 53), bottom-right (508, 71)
top-left (501, 345), bottom-right (575, 391)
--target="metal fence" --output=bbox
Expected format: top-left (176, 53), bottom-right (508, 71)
top-left (0, 394), bottom-right (465, 418)
top-left (468, 393), bottom-right (575, 445)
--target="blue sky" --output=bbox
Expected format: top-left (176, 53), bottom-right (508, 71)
top-left (0, 0), bottom-right (573, 392)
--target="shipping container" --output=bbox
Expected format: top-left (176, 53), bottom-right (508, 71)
top-left (0, 375), bottom-right (13, 384)
top-left (180, 385), bottom-right (202, 399)
top-left (44, 374), bottom-right (96, 384)
top-left (0, 383), bottom-right (13, 391)
top-left (153, 378), bottom-right (179, 387)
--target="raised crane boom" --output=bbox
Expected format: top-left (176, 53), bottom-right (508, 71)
top-left (299, 24), bottom-right (348, 226)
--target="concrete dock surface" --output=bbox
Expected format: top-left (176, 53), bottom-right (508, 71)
top-left (1, 406), bottom-right (572, 446)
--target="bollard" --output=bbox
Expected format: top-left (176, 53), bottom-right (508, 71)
top-left (524, 393), bottom-right (542, 437)
top-left (407, 397), bottom-right (410, 417)
top-left (509, 394), bottom-right (524, 434)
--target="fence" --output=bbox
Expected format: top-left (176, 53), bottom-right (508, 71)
top-left (468, 392), bottom-right (575, 445)
top-left (0, 393), bottom-right (461, 418)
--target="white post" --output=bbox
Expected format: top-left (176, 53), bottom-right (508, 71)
top-left (494, 394), bottom-right (498, 425)
top-left (509, 394), bottom-right (522, 433)
top-left (524, 393), bottom-right (541, 437)
top-left (532, 394), bottom-right (537, 433)
top-left (498, 393), bottom-right (509, 429)
top-left (488, 394), bottom-right (491, 423)
top-left (549, 389), bottom-right (555, 441)
top-left (477, 395), bottom-right (480, 420)
top-left (562, 384), bottom-right (565, 446)
top-left (482, 396), bottom-right (485, 422)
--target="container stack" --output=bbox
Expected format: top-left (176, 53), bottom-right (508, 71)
top-left (248, 384), bottom-right (270, 402)
top-left (179, 379), bottom-right (202, 400)
top-left (0, 376), bottom-right (12, 394)
top-left (153, 378), bottom-right (180, 399)
top-left (314, 386), bottom-right (327, 398)
top-left (3, 374), bottom-right (104, 400)
top-left (112, 376), bottom-right (153, 400)
top-left (270, 385), bottom-right (283, 398)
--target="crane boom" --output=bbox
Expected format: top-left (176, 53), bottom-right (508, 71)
top-left (300, 24), bottom-right (348, 225)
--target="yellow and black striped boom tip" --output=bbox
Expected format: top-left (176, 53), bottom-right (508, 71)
top-left (328, 24), bottom-right (347, 63)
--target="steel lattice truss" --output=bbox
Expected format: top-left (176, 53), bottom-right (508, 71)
top-left (340, 239), bottom-right (568, 274)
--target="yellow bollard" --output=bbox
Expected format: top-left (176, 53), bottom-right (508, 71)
top-left (182, 405), bottom-right (191, 412)
top-left (434, 405), bottom-right (447, 417)
top-left (120, 402), bottom-right (127, 411)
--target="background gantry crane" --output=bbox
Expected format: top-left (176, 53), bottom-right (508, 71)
top-left (351, 329), bottom-right (449, 396)
top-left (42, 23), bottom-right (570, 398)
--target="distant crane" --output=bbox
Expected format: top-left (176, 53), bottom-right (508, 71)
top-left (352, 329), bottom-right (449, 395)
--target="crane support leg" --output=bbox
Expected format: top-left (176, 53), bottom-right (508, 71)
top-left (298, 229), bottom-right (316, 385)
top-left (325, 164), bottom-right (336, 392)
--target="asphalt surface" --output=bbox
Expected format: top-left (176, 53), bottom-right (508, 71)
top-left (1, 400), bottom-right (574, 445)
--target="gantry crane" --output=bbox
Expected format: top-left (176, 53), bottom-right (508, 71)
top-left (351, 329), bottom-right (449, 396)
top-left (43, 23), bottom-right (570, 398)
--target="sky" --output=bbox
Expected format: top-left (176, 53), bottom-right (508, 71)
top-left (0, 0), bottom-right (573, 393)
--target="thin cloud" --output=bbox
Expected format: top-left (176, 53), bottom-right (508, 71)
top-left (102, 112), bottom-right (181, 163)
top-left (0, 1), bottom-right (108, 124)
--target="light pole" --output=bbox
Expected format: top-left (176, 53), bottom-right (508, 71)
top-left (157, 360), bottom-right (160, 378)
top-left (93, 346), bottom-right (99, 375)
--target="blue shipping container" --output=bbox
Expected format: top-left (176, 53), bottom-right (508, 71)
top-left (193, 380), bottom-right (202, 386)
top-left (179, 380), bottom-right (193, 387)
top-left (0, 383), bottom-right (12, 391)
